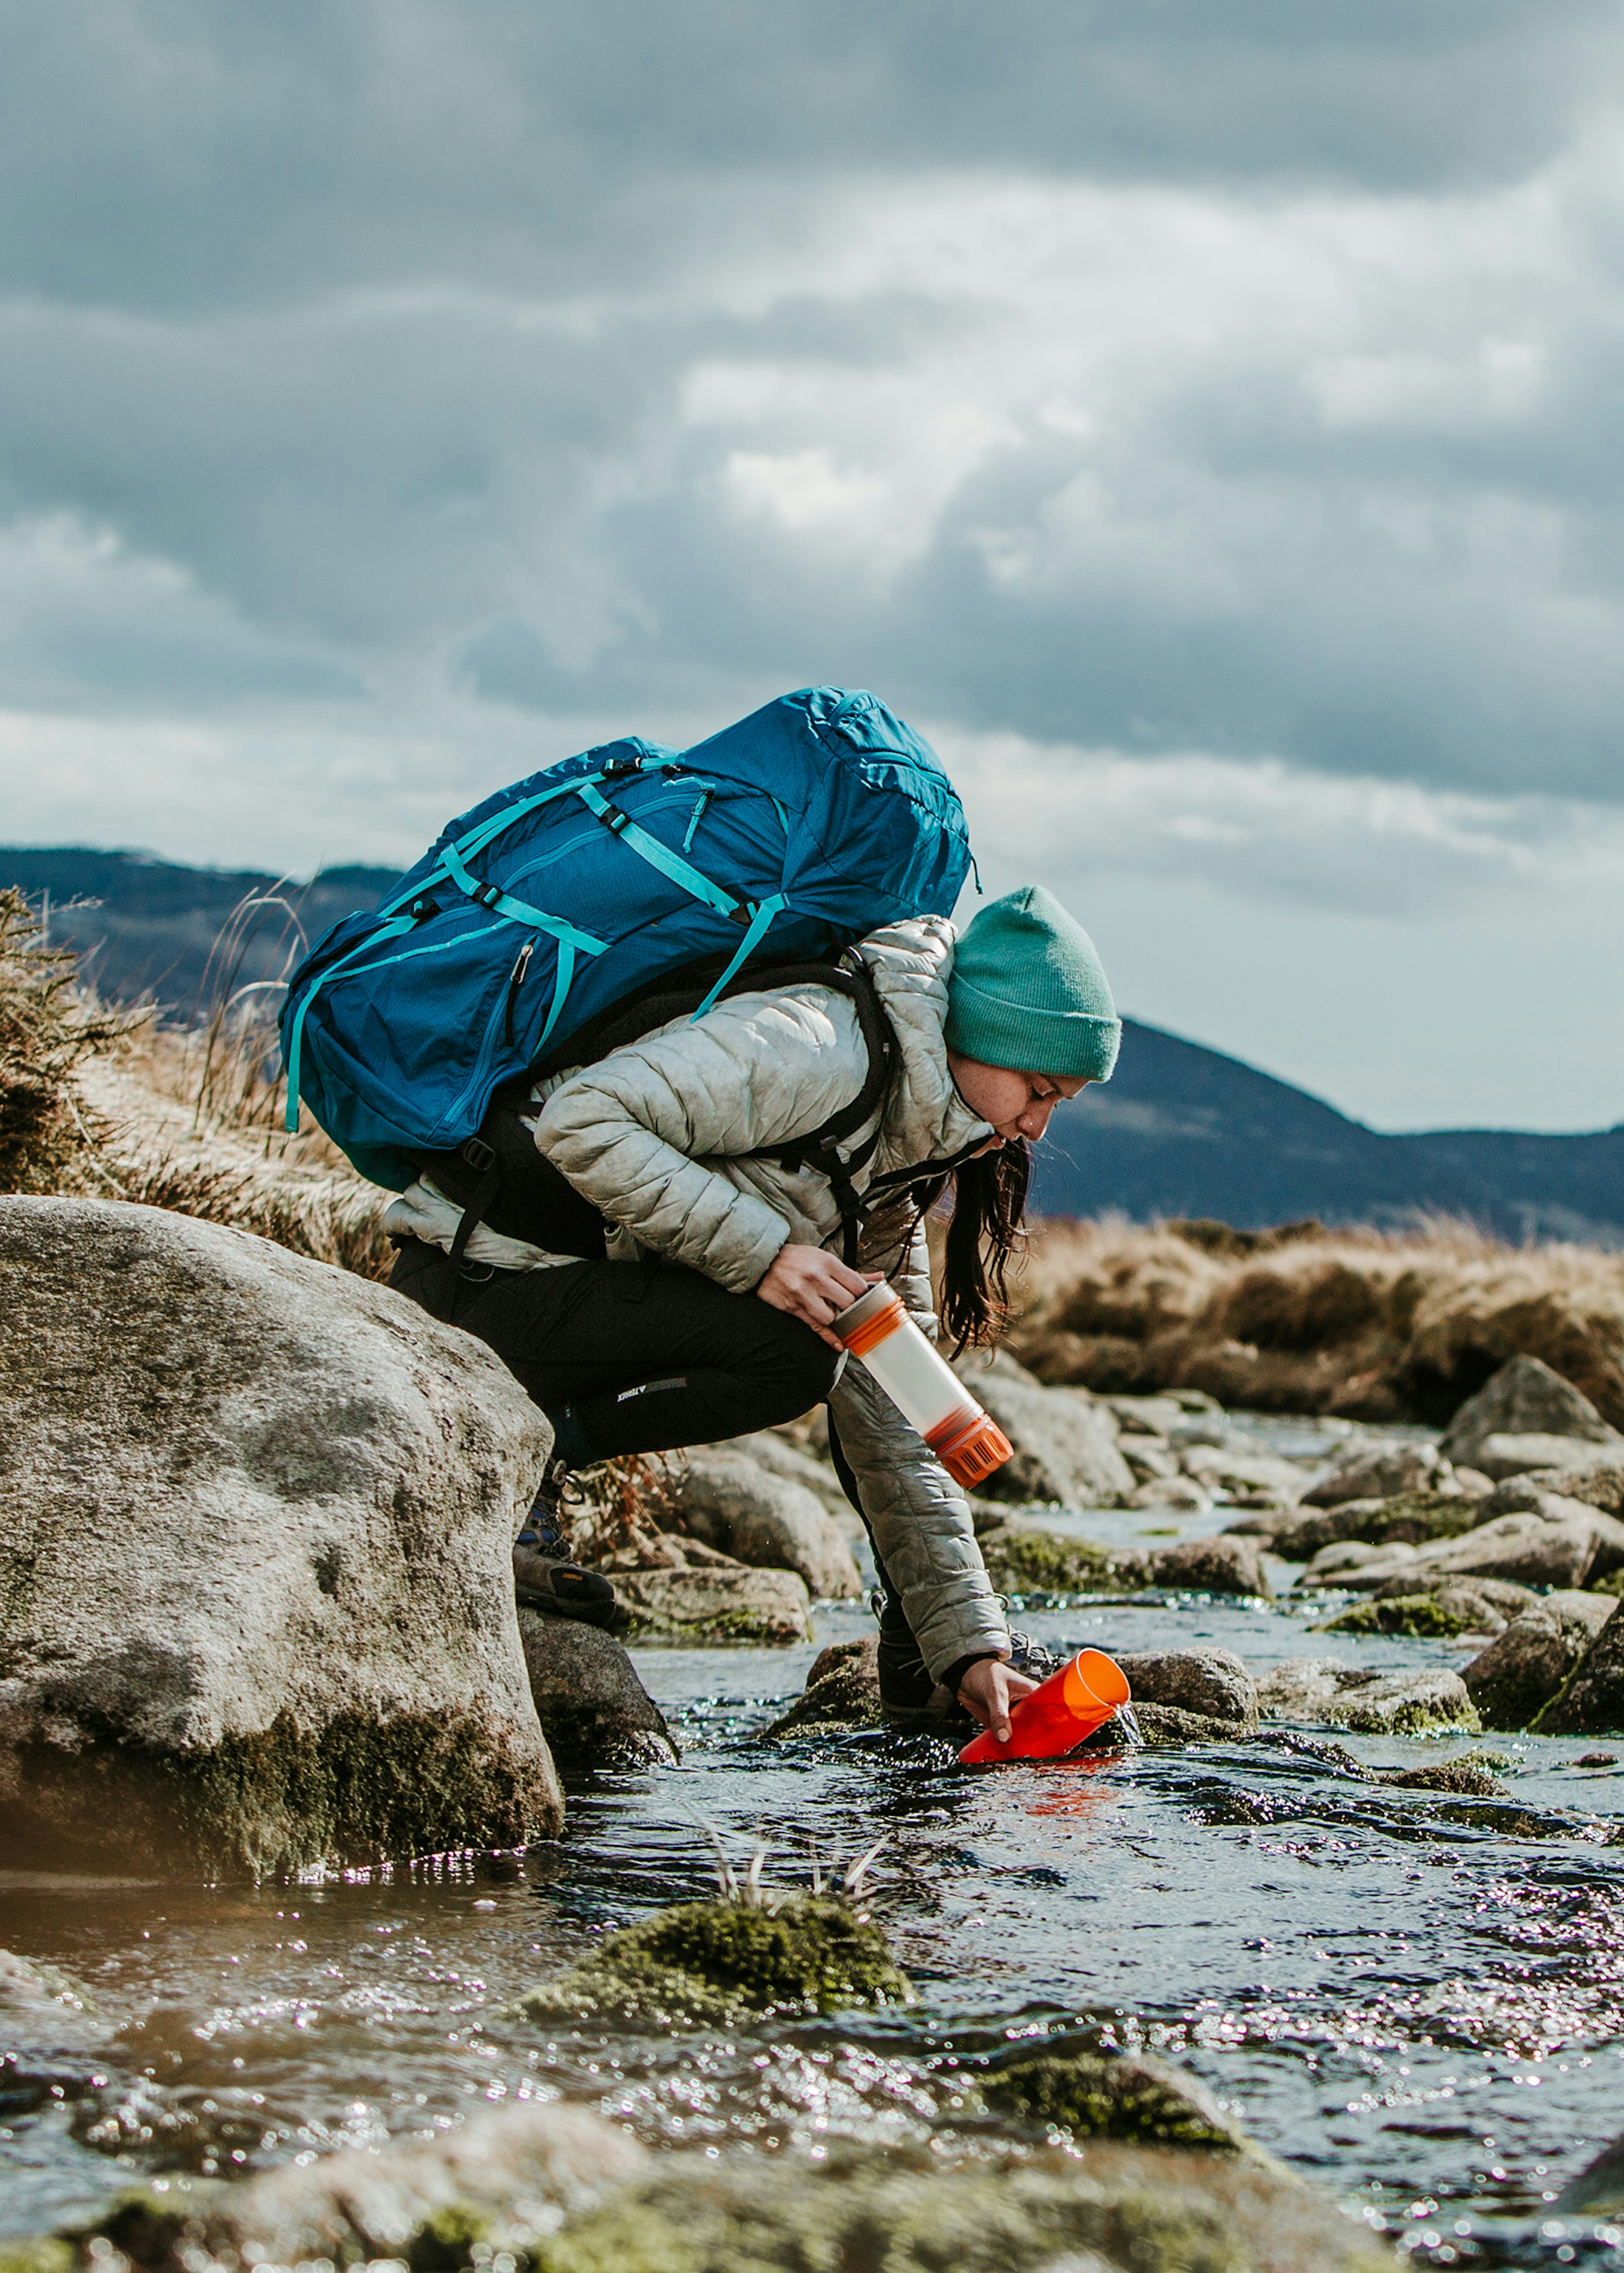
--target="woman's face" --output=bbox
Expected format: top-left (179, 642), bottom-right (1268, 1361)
top-left (946, 1054), bottom-right (1089, 1147)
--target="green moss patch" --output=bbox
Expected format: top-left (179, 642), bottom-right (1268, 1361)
top-left (976, 2050), bottom-right (1244, 2151)
top-left (512, 1894), bottom-right (912, 2029)
top-left (1318, 1595), bottom-right (1479, 1638)
top-left (977, 1526), bottom-right (1133, 1598)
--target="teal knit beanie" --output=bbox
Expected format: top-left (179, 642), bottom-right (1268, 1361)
top-left (945, 884), bottom-right (1121, 1080)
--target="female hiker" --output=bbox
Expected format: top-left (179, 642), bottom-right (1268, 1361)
top-left (383, 882), bottom-right (1120, 1742)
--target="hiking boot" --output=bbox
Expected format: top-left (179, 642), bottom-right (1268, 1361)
top-left (513, 1458), bottom-right (619, 1631)
top-left (876, 1628), bottom-right (975, 1735)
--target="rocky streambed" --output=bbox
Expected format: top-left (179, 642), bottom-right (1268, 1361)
top-left (5, 1197), bottom-right (1624, 2270)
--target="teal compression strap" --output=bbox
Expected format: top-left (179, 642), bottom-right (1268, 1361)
top-left (573, 780), bottom-right (747, 924)
top-left (692, 893), bottom-right (787, 1018)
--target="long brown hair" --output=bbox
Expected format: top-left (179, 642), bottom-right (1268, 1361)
top-left (930, 1139), bottom-right (1030, 1353)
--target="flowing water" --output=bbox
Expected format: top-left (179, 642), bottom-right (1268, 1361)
top-left (4, 1447), bottom-right (1624, 2268)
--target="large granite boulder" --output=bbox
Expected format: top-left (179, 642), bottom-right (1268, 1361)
top-left (1272, 1490), bottom-right (1481, 1562)
top-left (1149, 1534), bottom-right (1274, 1598)
top-left (669, 1449), bottom-right (861, 1599)
top-left (1535, 1598), bottom-right (1624, 1734)
top-left (0, 1197), bottom-right (561, 1876)
top-left (1440, 1354), bottom-right (1620, 1471)
top-left (953, 1349), bottom-right (1136, 1507)
top-left (1462, 1593), bottom-right (1617, 1729)
top-left (517, 1611), bottom-right (677, 1769)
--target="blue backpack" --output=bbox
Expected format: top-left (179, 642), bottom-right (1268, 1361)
top-left (279, 686), bottom-right (973, 1194)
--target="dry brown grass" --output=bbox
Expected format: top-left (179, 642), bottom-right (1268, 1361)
top-left (0, 882), bottom-right (393, 1277)
top-left (1010, 1213), bottom-right (1624, 1427)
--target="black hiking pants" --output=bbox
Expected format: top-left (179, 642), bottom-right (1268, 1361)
top-left (387, 1237), bottom-right (940, 1702)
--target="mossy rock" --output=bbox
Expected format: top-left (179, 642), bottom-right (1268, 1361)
top-left (1318, 1595), bottom-right (1480, 1639)
top-left (0, 2243), bottom-right (74, 2273)
top-left (511, 1893), bottom-right (912, 2029)
top-left (976, 2049), bottom-right (1245, 2151)
top-left (535, 2155), bottom-right (1247, 2273)
top-left (1081, 1703), bottom-right (1243, 1749)
top-left (756, 1661), bottom-right (882, 1740)
top-left (1358, 1491), bottom-right (1484, 1546)
top-left (977, 1525), bottom-right (1134, 1598)
top-left (1592, 1569), bottom-right (1624, 1598)
top-left (1372, 1750), bottom-right (1509, 1795)
top-left (534, 2144), bottom-right (1391, 2273)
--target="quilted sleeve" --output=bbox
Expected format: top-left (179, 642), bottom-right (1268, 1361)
top-left (532, 987), bottom-right (863, 1293)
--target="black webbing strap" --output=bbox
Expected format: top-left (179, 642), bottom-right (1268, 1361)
top-left (436, 1137), bottom-right (502, 1320)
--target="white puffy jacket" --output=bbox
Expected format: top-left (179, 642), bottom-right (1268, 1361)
top-left (384, 916), bottom-right (1011, 1680)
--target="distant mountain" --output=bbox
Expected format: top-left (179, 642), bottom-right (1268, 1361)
top-left (1030, 1018), bottom-right (1624, 1246)
top-left (6, 845), bottom-right (1620, 1243)
top-left (1, 846), bottom-right (398, 1017)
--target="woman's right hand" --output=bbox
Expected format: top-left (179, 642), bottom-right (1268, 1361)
top-left (757, 1244), bottom-right (877, 1348)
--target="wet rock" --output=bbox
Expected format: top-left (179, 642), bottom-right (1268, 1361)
top-left (1483, 1460), bottom-right (1624, 1522)
top-left (0, 1195), bottom-right (561, 1876)
top-left (977, 1523), bottom-right (1147, 1597)
top-left (1370, 1573), bottom-right (1536, 1615)
top-left (1125, 1474), bottom-right (1212, 1511)
top-left (1300, 1538), bottom-right (1415, 1585)
top-left (1473, 1480), bottom-right (1624, 1581)
top-left (1256, 1659), bottom-right (1479, 1735)
top-left (527, 2139), bottom-right (1392, 2273)
top-left (759, 1636), bottom-right (882, 1738)
top-left (0, 1950), bottom-right (94, 2015)
top-left (1272, 1489), bottom-right (1482, 1561)
top-left (1114, 1649), bottom-right (1257, 1726)
top-left (615, 1566), bottom-right (812, 1645)
top-left (1100, 1701), bottom-right (1246, 1747)
top-left (669, 1449), bottom-right (861, 1599)
top-left (1440, 1353), bottom-right (1619, 1470)
top-left (975, 2044), bottom-right (1249, 2151)
top-left (1301, 1440), bottom-right (1443, 1507)
top-left (1320, 1592), bottom-right (1497, 1640)
top-left (953, 1348), bottom-right (1136, 1507)
top-left (1554, 2128), bottom-right (1624, 2216)
top-left (77, 2100), bottom-right (643, 2272)
top-left (1119, 1439), bottom-right (1182, 1485)
top-left (1177, 1443), bottom-right (1309, 1502)
top-left (1535, 1597), bottom-right (1624, 1735)
top-left (512, 1893), bottom-right (912, 2028)
top-left (1475, 1430), bottom-right (1624, 1481)
top-left (517, 1610), bottom-right (677, 1769)
top-left (1332, 1507), bottom-right (1604, 1595)
top-left (1103, 1395), bottom-right (1189, 1435)
top-left (1461, 1592), bottom-right (1616, 1728)
top-left (1148, 1534), bottom-right (1274, 1598)
top-left (1372, 1751), bottom-right (1510, 1795)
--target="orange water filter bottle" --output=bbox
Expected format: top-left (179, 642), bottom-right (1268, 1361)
top-left (831, 1282), bottom-right (1014, 1489)
top-left (958, 1649), bottom-right (1133, 1765)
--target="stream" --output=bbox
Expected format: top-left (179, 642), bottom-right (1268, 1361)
top-left (3, 1425), bottom-right (1623, 2270)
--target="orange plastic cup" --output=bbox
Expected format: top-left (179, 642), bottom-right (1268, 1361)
top-left (958, 1648), bottom-right (1132, 1766)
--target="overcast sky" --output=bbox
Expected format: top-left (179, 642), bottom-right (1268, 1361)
top-left (3, 2), bottom-right (1622, 1132)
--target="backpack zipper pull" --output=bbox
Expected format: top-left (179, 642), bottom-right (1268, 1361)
top-left (504, 941), bottom-right (533, 1045)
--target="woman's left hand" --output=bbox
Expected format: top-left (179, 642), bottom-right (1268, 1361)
top-left (957, 1658), bottom-right (1039, 1745)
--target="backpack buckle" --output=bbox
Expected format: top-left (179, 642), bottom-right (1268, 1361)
top-left (601, 755), bottom-right (642, 780)
top-left (460, 1136), bottom-right (497, 1174)
top-left (728, 899), bottom-right (757, 927)
top-left (474, 881), bottom-right (502, 909)
top-left (598, 802), bottom-right (631, 835)
top-left (410, 894), bottom-right (440, 922)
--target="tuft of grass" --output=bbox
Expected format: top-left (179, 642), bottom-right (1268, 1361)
top-left (0, 887), bottom-right (140, 1197)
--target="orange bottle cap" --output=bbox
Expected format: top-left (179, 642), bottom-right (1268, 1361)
top-left (933, 1411), bottom-right (1014, 1489)
top-left (834, 1285), bottom-right (907, 1357)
